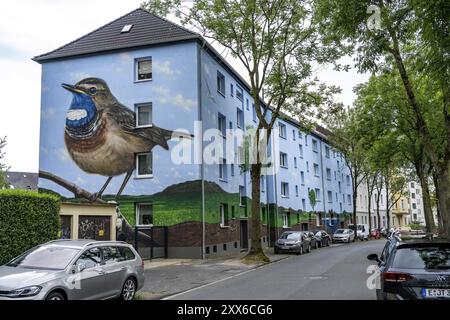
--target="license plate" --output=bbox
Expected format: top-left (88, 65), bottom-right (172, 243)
top-left (422, 288), bottom-right (450, 298)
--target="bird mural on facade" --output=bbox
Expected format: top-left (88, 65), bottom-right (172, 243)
top-left (62, 77), bottom-right (192, 200)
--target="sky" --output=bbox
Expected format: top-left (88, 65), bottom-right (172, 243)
top-left (0, 0), bottom-right (369, 173)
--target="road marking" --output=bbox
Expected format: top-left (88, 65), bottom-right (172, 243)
top-left (161, 256), bottom-right (292, 300)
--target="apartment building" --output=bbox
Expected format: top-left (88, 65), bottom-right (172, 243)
top-left (34, 8), bottom-right (353, 258)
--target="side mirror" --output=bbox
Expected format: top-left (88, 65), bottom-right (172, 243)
top-left (367, 254), bottom-right (380, 262)
top-left (77, 263), bottom-right (87, 273)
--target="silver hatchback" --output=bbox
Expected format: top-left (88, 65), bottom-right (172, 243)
top-left (0, 240), bottom-right (145, 300)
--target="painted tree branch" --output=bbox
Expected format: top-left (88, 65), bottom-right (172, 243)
top-left (38, 170), bottom-right (106, 204)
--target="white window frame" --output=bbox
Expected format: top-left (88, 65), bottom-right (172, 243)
top-left (281, 182), bottom-right (289, 198)
top-left (135, 152), bottom-right (153, 178)
top-left (315, 188), bottom-right (321, 201)
top-left (279, 123), bottom-right (287, 139)
top-left (312, 139), bottom-right (318, 152)
top-left (136, 203), bottom-right (153, 227)
top-left (135, 102), bottom-right (153, 128)
top-left (282, 214), bottom-right (289, 228)
top-left (217, 70), bottom-right (226, 96)
top-left (219, 158), bottom-right (227, 181)
top-left (280, 152), bottom-right (288, 168)
top-left (239, 186), bottom-right (246, 206)
top-left (220, 203), bottom-right (229, 227)
top-left (314, 163), bottom-right (320, 177)
top-left (135, 57), bottom-right (152, 82)
top-left (299, 144), bottom-right (303, 158)
top-left (236, 108), bottom-right (244, 129)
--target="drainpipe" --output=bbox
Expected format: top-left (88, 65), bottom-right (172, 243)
top-left (197, 43), bottom-right (206, 260)
top-left (272, 135), bottom-right (280, 240)
top-left (319, 139), bottom-right (327, 231)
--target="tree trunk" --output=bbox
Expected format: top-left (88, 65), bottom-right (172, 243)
top-left (352, 173), bottom-right (358, 242)
top-left (385, 179), bottom-right (391, 229)
top-left (248, 162), bottom-right (263, 255)
top-left (435, 166), bottom-right (450, 239)
top-left (418, 173), bottom-right (435, 233)
top-left (433, 173), bottom-right (444, 234)
top-left (367, 180), bottom-right (372, 231)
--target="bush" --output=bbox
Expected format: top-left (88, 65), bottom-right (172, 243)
top-left (0, 190), bottom-right (60, 265)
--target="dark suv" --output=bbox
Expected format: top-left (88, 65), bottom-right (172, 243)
top-left (367, 237), bottom-right (450, 300)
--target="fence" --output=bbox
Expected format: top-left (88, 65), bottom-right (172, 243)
top-left (133, 226), bottom-right (168, 260)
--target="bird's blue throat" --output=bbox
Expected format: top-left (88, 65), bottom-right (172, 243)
top-left (65, 92), bottom-right (99, 137)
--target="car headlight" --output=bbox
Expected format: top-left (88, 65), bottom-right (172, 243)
top-left (2, 286), bottom-right (42, 298)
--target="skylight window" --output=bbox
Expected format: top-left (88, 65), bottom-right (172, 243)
top-left (121, 24), bottom-right (133, 33)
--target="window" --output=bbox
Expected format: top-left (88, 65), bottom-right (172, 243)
top-left (252, 104), bottom-right (257, 122)
top-left (294, 157), bottom-right (297, 168)
top-left (295, 185), bottom-right (299, 197)
top-left (137, 203), bottom-right (153, 226)
top-left (219, 158), bottom-right (227, 181)
top-left (346, 175), bottom-right (350, 186)
top-left (261, 175), bottom-right (265, 192)
top-left (305, 135), bottom-right (308, 146)
top-left (306, 161), bottom-right (309, 172)
top-left (280, 152), bottom-right (288, 168)
top-left (76, 248), bottom-right (102, 270)
top-left (281, 182), bottom-right (289, 197)
top-left (230, 83), bottom-right (234, 96)
top-left (413, 214), bottom-right (417, 220)
top-left (302, 199), bottom-right (306, 211)
top-left (136, 153), bottom-right (152, 177)
top-left (293, 130), bottom-right (296, 141)
top-left (325, 146), bottom-right (330, 158)
top-left (246, 98), bottom-right (249, 110)
top-left (217, 71), bottom-right (225, 96)
top-left (231, 163), bottom-right (235, 176)
top-left (334, 171), bottom-right (337, 180)
top-left (313, 163), bottom-right (319, 177)
top-left (102, 247), bottom-right (121, 264)
top-left (218, 113), bottom-right (226, 137)
top-left (347, 194), bottom-right (351, 205)
top-left (315, 188), bottom-right (321, 200)
top-left (239, 186), bottom-right (246, 206)
top-left (135, 57), bottom-right (152, 81)
top-left (328, 191), bottom-right (333, 203)
top-left (282, 214), bottom-right (289, 228)
top-left (411, 193), bottom-right (415, 199)
top-left (135, 103), bottom-right (152, 127)
top-left (337, 160), bottom-right (340, 170)
top-left (338, 181), bottom-right (341, 193)
top-left (236, 86), bottom-right (244, 101)
top-left (411, 182), bottom-right (415, 188)
top-left (121, 24), bottom-right (133, 33)
top-left (312, 139), bottom-right (318, 152)
top-left (299, 144), bottom-right (304, 158)
top-left (236, 108), bottom-right (244, 128)
top-left (220, 203), bottom-right (229, 227)
top-left (326, 168), bottom-right (331, 180)
top-left (298, 131), bottom-right (302, 139)
top-left (300, 171), bottom-right (305, 185)
top-left (118, 247), bottom-right (136, 261)
top-left (279, 123), bottom-right (287, 138)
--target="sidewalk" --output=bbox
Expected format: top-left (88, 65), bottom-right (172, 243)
top-left (136, 248), bottom-right (290, 300)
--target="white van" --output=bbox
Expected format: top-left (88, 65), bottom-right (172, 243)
top-left (348, 224), bottom-right (369, 241)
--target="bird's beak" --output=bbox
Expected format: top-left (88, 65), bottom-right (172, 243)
top-left (62, 83), bottom-right (85, 94)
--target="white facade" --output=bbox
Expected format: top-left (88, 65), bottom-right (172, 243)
top-left (407, 181), bottom-right (425, 225)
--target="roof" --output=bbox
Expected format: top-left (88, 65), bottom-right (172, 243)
top-left (5, 171), bottom-right (38, 190)
top-left (33, 8), bottom-right (199, 62)
top-left (33, 8), bottom-right (333, 142)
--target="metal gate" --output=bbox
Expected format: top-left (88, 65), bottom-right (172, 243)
top-left (133, 226), bottom-right (168, 260)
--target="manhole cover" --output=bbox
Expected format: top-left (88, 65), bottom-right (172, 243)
top-left (305, 276), bottom-right (328, 280)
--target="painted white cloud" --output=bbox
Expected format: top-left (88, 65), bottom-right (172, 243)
top-left (152, 85), bottom-right (195, 111)
top-left (153, 60), bottom-right (181, 77)
top-left (56, 147), bottom-right (70, 162)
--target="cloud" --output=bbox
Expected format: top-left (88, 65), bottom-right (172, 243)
top-left (153, 60), bottom-right (181, 77)
top-left (153, 85), bottom-right (195, 111)
top-left (41, 107), bottom-right (56, 120)
top-left (75, 176), bottom-right (87, 185)
top-left (56, 147), bottom-right (71, 162)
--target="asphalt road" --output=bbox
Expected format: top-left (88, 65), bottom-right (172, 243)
top-left (166, 239), bottom-right (385, 300)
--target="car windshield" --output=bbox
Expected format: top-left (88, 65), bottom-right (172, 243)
top-left (335, 229), bottom-right (346, 234)
top-left (392, 245), bottom-right (450, 270)
top-left (280, 233), bottom-right (300, 240)
top-left (6, 246), bottom-right (80, 270)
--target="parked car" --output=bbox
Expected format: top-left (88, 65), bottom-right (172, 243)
top-left (274, 231), bottom-right (312, 255)
top-left (306, 231), bottom-right (320, 249)
top-left (367, 237), bottom-right (450, 300)
top-left (0, 240), bottom-right (145, 300)
top-left (312, 230), bottom-right (331, 247)
top-left (371, 228), bottom-right (381, 240)
top-left (348, 224), bottom-right (369, 241)
top-left (332, 229), bottom-right (355, 243)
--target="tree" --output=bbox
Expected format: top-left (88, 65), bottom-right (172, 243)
top-left (326, 107), bottom-right (367, 241)
top-left (0, 137), bottom-right (9, 189)
top-left (143, 0), bottom-right (343, 260)
top-left (308, 188), bottom-right (317, 213)
top-left (314, 0), bottom-right (450, 238)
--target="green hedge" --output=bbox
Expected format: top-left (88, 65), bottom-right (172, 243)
top-left (0, 190), bottom-right (60, 265)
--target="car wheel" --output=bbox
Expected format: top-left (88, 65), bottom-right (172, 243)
top-left (121, 278), bottom-right (136, 301)
top-left (315, 242), bottom-right (319, 249)
top-left (299, 246), bottom-right (303, 255)
top-left (46, 291), bottom-right (65, 301)
top-left (307, 245), bottom-right (311, 253)
top-left (326, 239), bottom-right (331, 246)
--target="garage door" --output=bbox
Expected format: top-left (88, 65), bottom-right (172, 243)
top-left (78, 216), bottom-right (111, 241)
